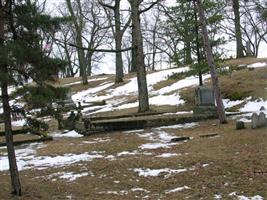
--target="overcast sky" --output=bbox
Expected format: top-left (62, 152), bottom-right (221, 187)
top-left (44, 0), bottom-right (266, 75)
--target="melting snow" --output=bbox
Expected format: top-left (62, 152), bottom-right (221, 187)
top-left (123, 129), bottom-right (144, 133)
top-left (131, 188), bottom-right (150, 193)
top-left (139, 142), bottom-right (176, 150)
top-left (165, 186), bottom-right (190, 193)
top-left (214, 194), bottom-right (222, 199)
top-left (52, 130), bottom-right (83, 138)
top-left (239, 99), bottom-right (267, 113)
top-left (0, 143), bottom-right (104, 171)
top-left (223, 99), bottom-right (244, 108)
top-left (82, 138), bottom-right (111, 144)
top-left (155, 74), bottom-right (210, 95)
top-left (133, 168), bottom-right (187, 177)
top-left (229, 192), bottom-right (264, 200)
top-left (72, 82), bottom-right (113, 102)
top-left (48, 171), bottom-right (90, 182)
top-left (149, 94), bottom-right (185, 106)
top-left (248, 62), bottom-right (267, 68)
top-left (154, 122), bottom-right (199, 130)
top-left (155, 153), bottom-right (180, 158)
top-left (137, 129), bottom-right (188, 150)
top-left (110, 67), bottom-right (190, 96)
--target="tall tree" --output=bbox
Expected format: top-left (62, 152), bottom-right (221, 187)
top-left (99, 0), bottom-right (131, 83)
top-left (0, 1), bottom-right (21, 195)
top-left (66, 0), bottom-right (88, 84)
top-left (196, 0), bottom-right (227, 124)
top-left (232, 0), bottom-right (245, 58)
top-left (0, 0), bottom-right (66, 195)
top-left (127, 0), bottom-right (160, 112)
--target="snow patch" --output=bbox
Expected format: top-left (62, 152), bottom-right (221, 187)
top-left (48, 171), bottom-right (90, 182)
top-left (154, 122), bottom-right (199, 130)
top-left (156, 153), bottom-right (180, 158)
top-left (165, 186), bottom-right (190, 193)
top-left (239, 99), bottom-right (267, 113)
top-left (248, 62), bottom-right (267, 68)
top-left (72, 82), bottom-right (113, 102)
top-left (223, 99), bottom-right (244, 108)
top-left (52, 130), bottom-right (83, 138)
top-left (149, 94), bottom-right (185, 106)
top-left (133, 168), bottom-right (187, 177)
top-left (139, 142), bottom-right (176, 150)
top-left (1, 145), bottom-right (104, 171)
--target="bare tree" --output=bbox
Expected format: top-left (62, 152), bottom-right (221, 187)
top-left (232, 0), bottom-right (245, 58)
top-left (143, 4), bottom-right (161, 71)
top-left (66, 0), bottom-right (88, 84)
top-left (126, 0), bottom-right (161, 112)
top-left (82, 0), bottom-right (111, 76)
top-left (221, 0), bottom-right (267, 57)
top-left (99, 0), bottom-right (131, 83)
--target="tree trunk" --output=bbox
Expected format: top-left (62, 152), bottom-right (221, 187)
top-left (76, 27), bottom-right (87, 84)
top-left (184, 41), bottom-right (193, 64)
top-left (232, 0), bottom-right (245, 58)
top-left (194, 0), bottom-right (203, 86)
top-left (0, 3), bottom-right (22, 195)
top-left (130, 0), bottom-right (149, 112)
top-left (196, 0), bottom-right (227, 124)
top-left (86, 51), bottom-right (93, 76)
top-left (114, 0), bottom-right (124, 83)
top-left (1, 79), bottom-right (22, 196)
top-left (152, 23), bottom-right (157, 71)
top-left (66, 0), bottom-right (88, 84)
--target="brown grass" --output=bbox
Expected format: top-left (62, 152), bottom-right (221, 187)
top-left (180, 67), bottom-right (267, 110)
top-left (0, 119), bottom-right (266, 199)
top-left (224, 57), bottom-right (267, 66)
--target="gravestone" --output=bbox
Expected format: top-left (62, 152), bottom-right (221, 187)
top-left (193, 86), bottom-right (217, 117)
top-left (258, 112), bottom-right (267, 128)
top-left (251, 113), bottom-right (259, 129)
top-left (58, 88), bottom-right (76, 111)
top-left (236, 121), bottom-right (245, 130)
top-left (251, 112), bottom-right (267, 129)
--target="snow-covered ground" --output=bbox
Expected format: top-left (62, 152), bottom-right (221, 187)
top-left (70, 67), bottom-right (212, 114)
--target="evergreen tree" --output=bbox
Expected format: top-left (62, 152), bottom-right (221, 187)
top-left (164, 0), bottom-right (225, 64)
top-left (0, 0), bottom-right (66, 195)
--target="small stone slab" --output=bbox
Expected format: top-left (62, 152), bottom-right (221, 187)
top-left (199, 133), bottom-right (219, 138)
top-left (170, 136), bottom-right (190, 143)
top-left (236, 121), bottom-right (245, 130)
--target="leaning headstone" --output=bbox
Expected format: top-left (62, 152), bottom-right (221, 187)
top-left (236, 121), bottom-right (245, 130)
top-left (258, 112), bottom-right (266, 128)
top-left (251, 113), bottom-right (259, 129)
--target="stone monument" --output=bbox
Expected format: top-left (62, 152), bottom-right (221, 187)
top-left (193, 86), bottom-right (217, 117)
